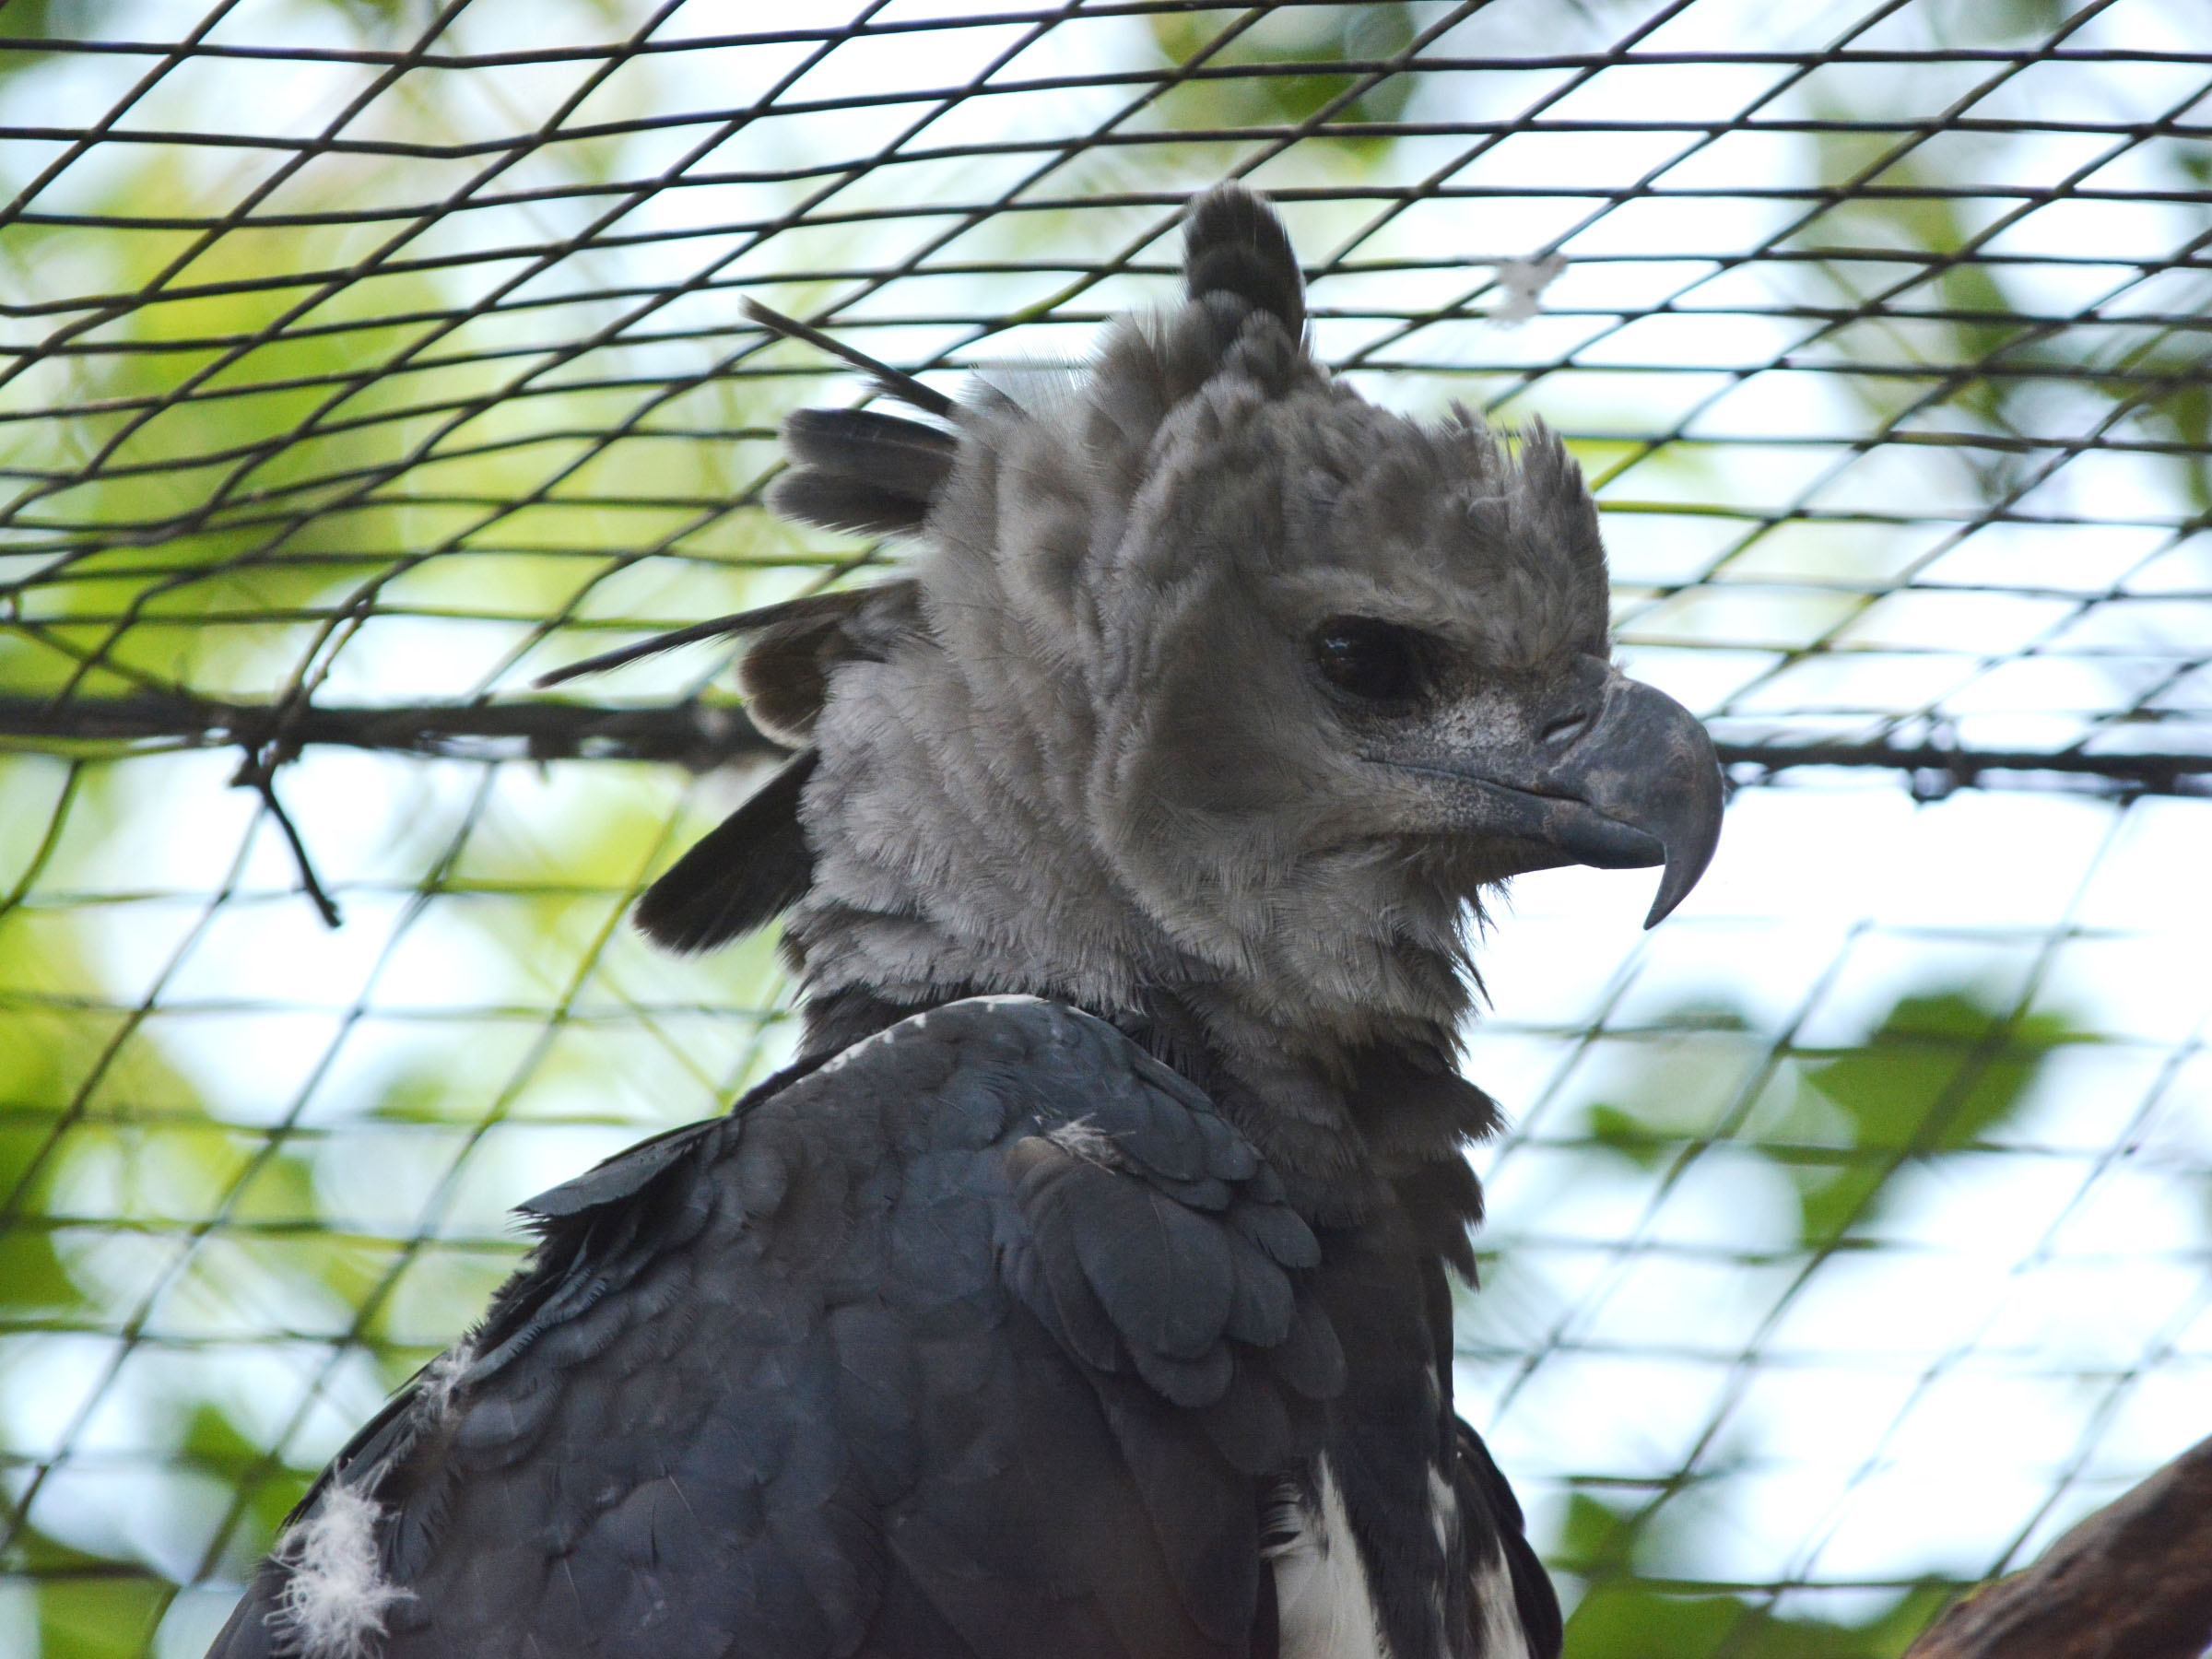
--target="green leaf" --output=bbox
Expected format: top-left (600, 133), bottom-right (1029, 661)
top-left (1789, 994), bottom-right (2086, 1247)
top-left (1558, 1494), bottom-right (1954, 1659)
top-left (178, 1403), bottom-right (313, 1563)
top-left (12, 1526), bottom-right (171, 1659)
top-left (1587, 1102), bottom-right (1671, 1169)
top-left (1149, 6), bottom-right (1420, 141)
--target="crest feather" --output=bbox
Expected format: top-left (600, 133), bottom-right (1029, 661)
top-left (1182, 185), bottom-right (1306, 338)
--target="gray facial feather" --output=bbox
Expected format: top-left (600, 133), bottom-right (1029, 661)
top-left (776, 186), bottom-right (1623, 1082)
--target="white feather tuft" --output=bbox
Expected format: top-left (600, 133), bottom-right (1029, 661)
top-left (1043, 1115), bottom-right (1122, 1167)
top-left (414, 1338), bottom-right (473, 1419)
top-left (1272, 1461), bottom-right (1392, 1659)
top-left (268, 1483), bottom-right (412, 1659)
top-left (1470, 1542), bottom-right (1533, 1659)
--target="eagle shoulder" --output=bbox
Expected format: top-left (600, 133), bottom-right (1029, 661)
top-left (210, 996), bottom-right (1339, 1659)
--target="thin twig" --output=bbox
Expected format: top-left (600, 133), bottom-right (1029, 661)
top-left (233, 755), bottom-right (343, 929)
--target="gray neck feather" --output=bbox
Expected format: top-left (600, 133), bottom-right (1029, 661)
top-left (781, 312), bottom-right (1492, 1117)
top-left (781, 595), bottom-right (1478, 1098)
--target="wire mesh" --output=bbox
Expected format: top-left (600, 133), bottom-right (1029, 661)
top-left (0, 2), bottom-right (2206, 1654)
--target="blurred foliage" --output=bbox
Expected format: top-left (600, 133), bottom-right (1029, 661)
top-left (0, 6), bottom-right (62, 84)
top-left (0, 200), bottom-right (462, 700)
top-left (1557, 986), bottom-right (2088, 1657)
top-left (1797, 85), bottom-right (2212, 520)
top-left (1559, 1491), bottom-right (1954, 1659)
top-left (0, 915), bottom-right (326, 1648)
top-left (1559, 1494), bottom-right (1955, 1659)
top-left (18, 1529), bottom-right (171, 1659)
top-left (1148, 5), bottom-right (1420, 137)
top-left (1921, 0), bottom-right (2070, 46)
top-left (1782, 995), bottom-right (2081, 1247)
top-left (1588, 992), bottom-right (2088, 1253)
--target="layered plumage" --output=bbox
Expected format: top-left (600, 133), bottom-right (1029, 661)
top-left (212, 185), bottom-right (1722, 1659)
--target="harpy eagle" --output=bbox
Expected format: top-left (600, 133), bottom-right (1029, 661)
top-left (210, 187), bottom-right (1722, 1659)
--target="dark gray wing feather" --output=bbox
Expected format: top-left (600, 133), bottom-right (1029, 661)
top-left (208, 999), bottom-right (1334, 1659)
top-left (632, 749), bottom-right (819, 953)
top-left (768, 407), bottom-right (958, 538)
top-left (1456, 1418), bottom-right (1564, 1659)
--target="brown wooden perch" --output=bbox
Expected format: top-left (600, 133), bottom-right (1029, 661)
top-left (1905, 1433), bottom-right (2212, 1659)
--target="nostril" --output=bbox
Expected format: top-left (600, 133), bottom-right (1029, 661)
top-left (1540, 712), bottom-right (1590, 745)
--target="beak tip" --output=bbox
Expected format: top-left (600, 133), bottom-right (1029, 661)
top-left (1641, 754), bottom-right (1725, 930)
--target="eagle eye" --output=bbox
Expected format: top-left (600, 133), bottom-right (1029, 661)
top-left (1312, 617), bottom-right (1430, 703)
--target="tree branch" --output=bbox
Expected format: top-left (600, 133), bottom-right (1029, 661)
top-left (1904, 1435), bottom-right (2212, 1659)
top-left (1718, 741), bottom-right (2211, 795)
top-left (0, 697), bottom-right (2207, 794)
top-left (0, 694), bottom-right (782, 770)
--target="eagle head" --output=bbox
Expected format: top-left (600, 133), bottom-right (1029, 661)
top-left (618, 186), bottom-right (1722, 1070)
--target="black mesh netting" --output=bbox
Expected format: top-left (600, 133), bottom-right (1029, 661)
top-left (0, 3), bottom-right (2206, 1653)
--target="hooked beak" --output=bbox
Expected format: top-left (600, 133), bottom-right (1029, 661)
top-left (1373, 659), bottom-right (1724, 927)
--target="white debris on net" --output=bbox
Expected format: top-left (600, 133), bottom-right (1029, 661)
top-left (268, 1483), bottom-right (414, 1659)
top-left (1489, 253), bottom-right (1569, 324)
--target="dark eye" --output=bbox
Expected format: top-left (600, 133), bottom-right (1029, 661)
top-left (1311, 617), bottom-right (1430, 703)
